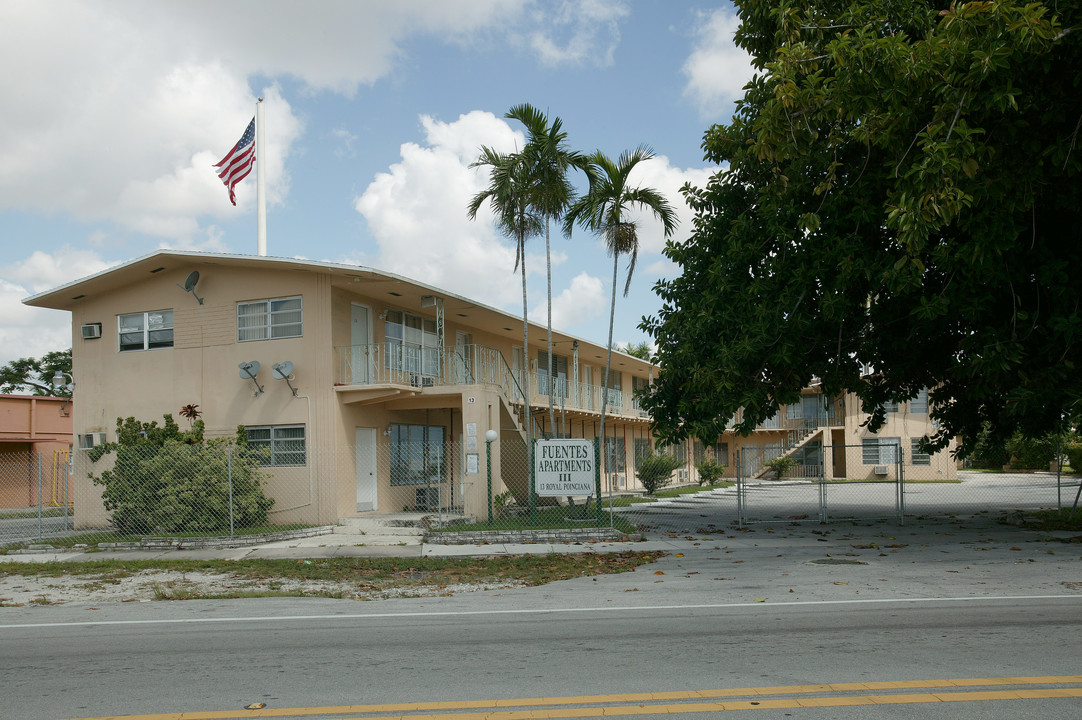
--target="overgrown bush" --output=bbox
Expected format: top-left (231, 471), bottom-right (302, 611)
top-left (697, 459), bottom-right (726, 486)
top-left (765, 455), bottom-right (797, 479)
top-left (968, 422), bottom-right (1010, 469)
top-left (89, 415), bottom-right (273, 535)
top-left (636, 452), bottom-right (683, 495)
top-left (1063, 441), bottom-right (1082, 473)
top-left (1006, 432), bottom-right (1059, 470)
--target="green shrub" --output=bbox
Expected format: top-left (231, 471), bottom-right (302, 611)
top-left (636, 453), bottom-right (684, 495)
top-left (765, 455), bottom-right (797, 479)
top-left (1006, 432), bottom-right (1058, 470)
top-left (1064, 441), bottom-right (1082, 473)
top-left (90, 415), bottom-right (273, 535)
top-left (697, 459), bottom-right (726, 486)
top-left (968, 422), bottom-right (1009, 469)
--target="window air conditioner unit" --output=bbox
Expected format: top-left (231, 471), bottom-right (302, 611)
top-left (81, 323), bottom-right (102, 339)
top-left (410, 374), bottom-right (436, 388)
top-left (415, 487), bottom-right (440, 510)
top-left (873, 465), bottom-right (889, 476)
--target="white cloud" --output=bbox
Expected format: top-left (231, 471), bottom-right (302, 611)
top-left (0, 1), bottom-right (519, 244)
top-left (352, 112), bottom-right (530, 310)
top-left (0, 249), bottom-right (117, 365)
top-left (537, 272), bottom-right (606, 331)
top-left (682, 8), bottom-right (756, 119)
top-left (525, 0), bottom-right (630, 66)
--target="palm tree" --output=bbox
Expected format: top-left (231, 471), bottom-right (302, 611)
top-left (563, 146), bottom-right (678, 480)
top-left (467, 145), bottom-right (543, 433)
top-left (506, 104), bottom-right (590, 435)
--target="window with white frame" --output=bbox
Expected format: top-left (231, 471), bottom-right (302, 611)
top-left (909, 388), bottom-right (929, 414)
top-left (862, 437), bottom-right (900, 465)
top-left (245, 425), bottom-right (306, 466)
top-left (237, 296), bottom-right (302, 341)
top-left (911, 438), bottom-right (931, 465)
top-left (118, 310), bottom-right (174, 352)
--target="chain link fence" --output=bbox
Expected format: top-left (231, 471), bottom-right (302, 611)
top-left (1, 450), bottom-right (74, 546)
top-left (3, 438), bottom-right (1079, 549)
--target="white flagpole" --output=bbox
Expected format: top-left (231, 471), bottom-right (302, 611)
top-left (256, 97), bottom-right (267, 256)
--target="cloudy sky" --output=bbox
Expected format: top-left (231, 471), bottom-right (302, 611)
top-left (0, 0), bottom-right (754, 367)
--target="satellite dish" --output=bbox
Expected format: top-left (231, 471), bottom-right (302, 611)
top-left (272, 361), bottom-right (294, 380)
top-left (239, 360), bottom-right (260, 378)
top-left (177, 270), bottom-right (205, 305)
top-left (238, 361), bottom-right (264, 395)
top-left (273, 361), bottom-right (298, 396)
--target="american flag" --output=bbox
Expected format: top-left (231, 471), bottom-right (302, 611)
top-left (213, 117), bottom-right (256, 205)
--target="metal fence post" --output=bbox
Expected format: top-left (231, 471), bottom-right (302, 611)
top-left (36, 452), bottom-right (43, 541)
top-left (227, 446), bottom-right (235, 537)
top-left (595, 438), bottom-right (603, 527)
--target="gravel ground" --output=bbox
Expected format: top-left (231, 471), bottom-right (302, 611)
top-left (0, 570), bottom-right (525, 606)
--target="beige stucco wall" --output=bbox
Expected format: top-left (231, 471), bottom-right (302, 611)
top-left (68, 263), bottom-right (336, 527)
top-left (55, 255), bottom-right (658, 528)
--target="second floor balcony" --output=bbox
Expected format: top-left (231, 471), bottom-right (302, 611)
top-left (334, 343), bottom-right (649, 420)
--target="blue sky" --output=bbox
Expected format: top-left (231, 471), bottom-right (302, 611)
top-left (0, 1), bottom-right (753, 367)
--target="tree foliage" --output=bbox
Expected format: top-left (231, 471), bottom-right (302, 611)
top-left (89, 415), bottom-right (273, 535)
top-left (642, 0), bottom-right (1082, 455)
top-left (0, 349), bottom-right (72, 396)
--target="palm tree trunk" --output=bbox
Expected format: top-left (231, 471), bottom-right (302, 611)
top-left (545, 220), bottom-right (555, 435)
top-left (599, 250), bottom-right (619, 501)
top-left (520, 247), bottom-right (530, 445)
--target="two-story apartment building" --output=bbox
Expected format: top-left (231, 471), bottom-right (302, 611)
top-left (693, 387), bottom-right (956, 483)
top-left (24, 250), bottom-right (661, 529)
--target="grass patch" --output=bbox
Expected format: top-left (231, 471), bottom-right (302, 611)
top-left (603, 483), bottom-right (737, 507)
top-left (0, 507), bottom-right (71, 520)
top-left (0, 552), bottom-right (665, 600)
top-left (0, 524), bottom-right (320, 554)
top-left (1004, 508), bottom-right (1082, 532)
top-left (650, 483), bottom-right (735, 498)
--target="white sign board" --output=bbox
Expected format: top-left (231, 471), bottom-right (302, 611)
top-left (534, 439), bottom-right (595, 497)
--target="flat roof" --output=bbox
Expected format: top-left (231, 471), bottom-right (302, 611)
top-left (22, 249), bottom-right (656, 373)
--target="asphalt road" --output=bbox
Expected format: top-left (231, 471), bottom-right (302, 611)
top-left (3, 562), bottom-right (1082, 719)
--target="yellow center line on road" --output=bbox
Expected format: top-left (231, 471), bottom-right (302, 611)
top-left (57, 676), bottom-right (1082, 720)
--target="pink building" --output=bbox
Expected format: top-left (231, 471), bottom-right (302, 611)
top-left (0, 394), bottom-right (74, 509)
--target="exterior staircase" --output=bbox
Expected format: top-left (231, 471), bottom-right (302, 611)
top-left (751, 427), bottom-right (826, 479)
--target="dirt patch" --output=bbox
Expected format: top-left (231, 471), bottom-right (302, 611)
top-left (0, 570), bottom-right (525, 606)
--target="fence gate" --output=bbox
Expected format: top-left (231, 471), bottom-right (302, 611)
top-left (737, 444), bottom-right (904, 524)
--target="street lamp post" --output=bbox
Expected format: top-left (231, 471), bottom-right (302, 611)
top-left (485, 429), bottom-right (498, 522)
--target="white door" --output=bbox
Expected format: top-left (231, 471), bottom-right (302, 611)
top-left (355, 427), bottom-right (377, 511)
top-left (350, 303), bottom-right (372, 384)
top-left (583, 366), bottom-right (593, 410)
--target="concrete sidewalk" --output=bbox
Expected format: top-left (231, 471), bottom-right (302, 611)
top-left (2, 512), bottom-right (1078, 566)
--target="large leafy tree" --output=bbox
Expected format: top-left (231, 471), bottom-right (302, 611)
top-left (641, 1), bottom-right (1082, 454)
top-left (507, 104), bottom-right (589, 433)
top-left (468, 145), bottom-right (543, 432)
top-left (565, 147), bottom-right (677, 468)
top-left (0, 349), bottom-right (72, 397)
